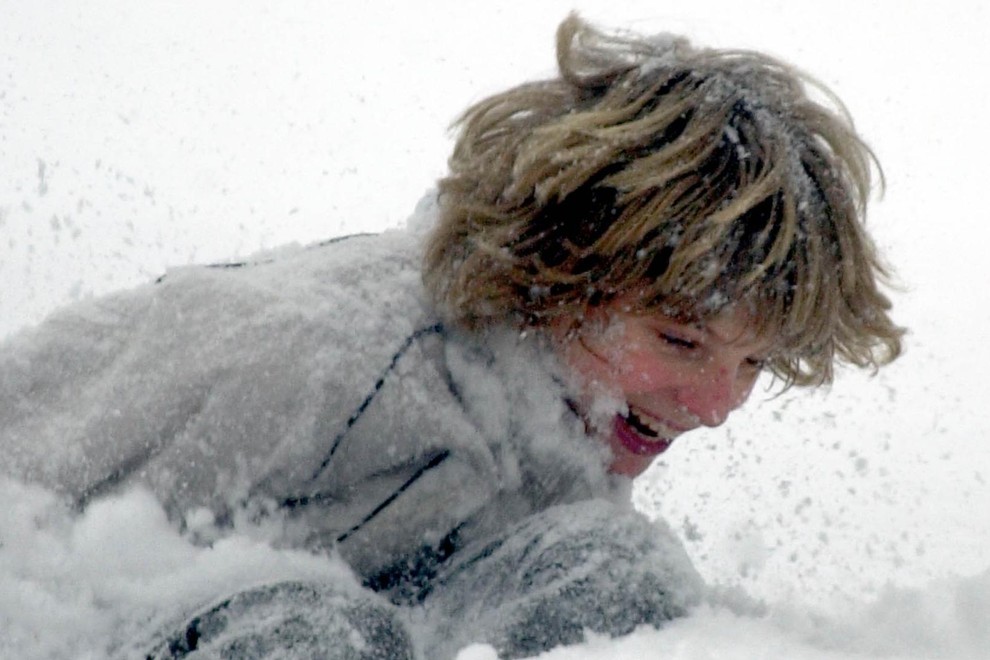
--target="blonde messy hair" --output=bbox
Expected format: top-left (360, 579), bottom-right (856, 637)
top-left (423, 14), bottom-right (903, 386)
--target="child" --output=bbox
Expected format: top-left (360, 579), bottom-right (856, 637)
top-left (0, 14), bottom-right (901, 659)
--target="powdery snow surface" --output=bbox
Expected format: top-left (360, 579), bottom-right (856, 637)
top-left (2, 473), bottom-right (987, 658)
top-left (0, 481), bottom-right (366, 659)
top-left (2, 1), bottom-right (989, 659)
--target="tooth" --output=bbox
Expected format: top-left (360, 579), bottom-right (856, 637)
top-left (628, 410), bottom-right (660, 437)
top-left (631, 408), bottom-right (663, 436)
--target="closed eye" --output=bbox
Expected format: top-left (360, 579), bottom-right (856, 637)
top-left (659, 332), bottom-right (697, 350)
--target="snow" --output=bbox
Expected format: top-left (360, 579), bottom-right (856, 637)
top-left (0, 480), bottom-right (365, 658)
top-left (2, 1), bottom-right (989, 658)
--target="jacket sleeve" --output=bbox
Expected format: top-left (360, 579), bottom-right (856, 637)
top-left (0, 232), bottom-right (517, 583)
top-left (0, 279), bottom-right (192, 501)
top-left (0, 233), bottom-right (489, 526)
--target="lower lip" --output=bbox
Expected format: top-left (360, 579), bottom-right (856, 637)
top-left (612, 415), bottom-right (673, 457)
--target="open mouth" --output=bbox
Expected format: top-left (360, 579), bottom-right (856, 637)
top-left (613, 411), bottom-right (673, 457)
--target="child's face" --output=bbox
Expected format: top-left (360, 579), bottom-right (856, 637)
top-left (555, 300), bottom-right (776, 477)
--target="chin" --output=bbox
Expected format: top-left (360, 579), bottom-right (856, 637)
top-left (607, 453), bottom-right (655, 478)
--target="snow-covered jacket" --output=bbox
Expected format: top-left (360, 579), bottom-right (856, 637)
top-left (0, 210), bottom-right (618, 589)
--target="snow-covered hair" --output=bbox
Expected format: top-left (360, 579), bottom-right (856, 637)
top-left (423, 14), bottom-right (903, 386)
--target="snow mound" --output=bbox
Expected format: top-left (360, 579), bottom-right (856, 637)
top-left (2, 478), bottom-right (986, 660)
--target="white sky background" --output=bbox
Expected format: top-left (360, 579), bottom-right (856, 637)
top-left (2, 0), bottom-right (988, 613)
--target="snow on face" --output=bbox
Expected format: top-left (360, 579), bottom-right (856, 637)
top-left (554, 302), bottom-right (773, 477)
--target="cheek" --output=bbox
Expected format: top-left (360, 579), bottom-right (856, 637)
top-left (560, 339), bottom-right (612, 388)
top-left (565, 337), bottom-right (677, 393)
top-left (609, 348), bottom-right (681, 391)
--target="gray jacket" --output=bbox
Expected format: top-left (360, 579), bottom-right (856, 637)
top-left (0, 226), bottom-right (617, 593)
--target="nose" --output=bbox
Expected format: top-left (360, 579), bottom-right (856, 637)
top-left (678, 365), bottom-right (741, 428)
